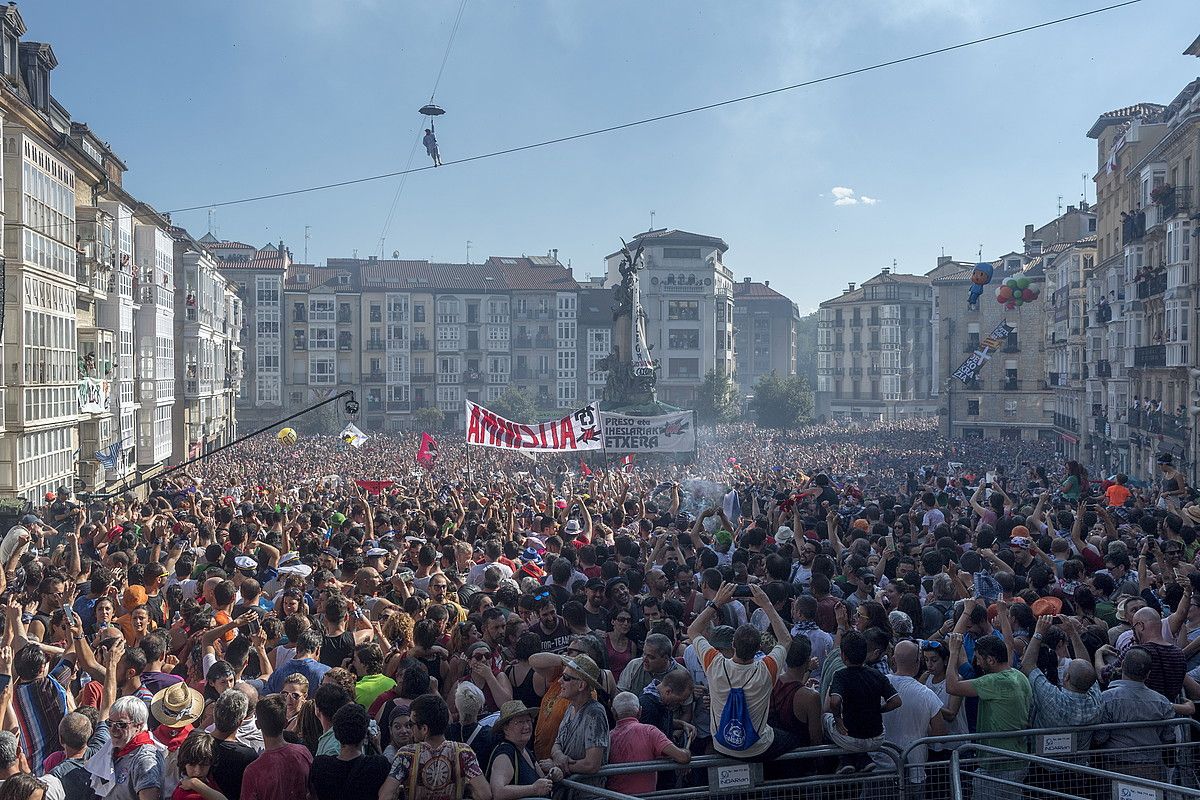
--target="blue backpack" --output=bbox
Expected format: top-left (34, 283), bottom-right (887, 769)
top-left (715, 660), bottom-right (761, 752)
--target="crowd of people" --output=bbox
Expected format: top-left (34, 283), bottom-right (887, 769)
top-left (0, 418), bottom-right (1192, 800)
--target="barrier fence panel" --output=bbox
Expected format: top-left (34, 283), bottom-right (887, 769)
top-left (559, 743), bottom-right (905, 800)
top-left (951, 744), bottom-right (1200, 800)
top-left (901, 719), bottom-right (1200, 800)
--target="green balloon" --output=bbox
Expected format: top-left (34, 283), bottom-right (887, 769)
top-left (1006, 279), bottom-right (1019, 290)
top-left (1014, 297), bottom-right (1024, 306)
top-left (1016, 277), bottom-right (1030, 290)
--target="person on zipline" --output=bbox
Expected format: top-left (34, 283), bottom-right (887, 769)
top-left (423, 128), bottom-right (442, 167)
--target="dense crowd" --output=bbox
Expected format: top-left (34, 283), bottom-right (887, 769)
top-left (0, 419), bottom-right (1193, 800)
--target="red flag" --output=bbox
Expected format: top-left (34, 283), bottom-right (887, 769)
top-left (579, 459), bottom-right (592, 477)
top-left (354, 480), bottom-right (394, 495)
top-left (416, 432), bottom-right (439, 468)
top-left (620, 454), bottom-right (634, 473)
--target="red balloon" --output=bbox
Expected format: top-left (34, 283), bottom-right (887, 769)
top-left (1006, 302), bottom-right (1017, 310)
top-left (1021, 288), bottom-right (1036, 302)
top-left (997, 286), bottom-right (1013, 302)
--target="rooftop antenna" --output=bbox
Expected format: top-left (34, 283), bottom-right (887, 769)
top-left (1057, 195), bottom-right (1064, 217)
top-left (466, 240), bottom-right (472, 265)
top-left (649, 210), bottom-right (656, 231)
top-left (1082, 172), bottom-right (1089, 205)
top-left (977, 244), bottom-right (983, 261)
top-left (352, 248), bottom-right (358, 260)
top-left (207, 208), bottom-right (216, 237)
top-left (304, 225), bottom-right (311, 264)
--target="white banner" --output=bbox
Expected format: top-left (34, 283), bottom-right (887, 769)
top-left (599, 410), bottom-right (696, 453)
top-left (77, 377), bottom-right (111, 414)
top-left (465, 399), bottom-right (602, 452)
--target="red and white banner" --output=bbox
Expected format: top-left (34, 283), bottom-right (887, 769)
top-left (465, 399), bottom-right (602, 452)
top-left (416, 432), bottom-right (439, 468)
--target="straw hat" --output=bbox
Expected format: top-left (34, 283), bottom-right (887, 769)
top-left (562, 653), bottom-right (603, 692)
top-left (495, 700), bottom-right (538, 729)
top-left (151, 682), bottom-right (204, 728)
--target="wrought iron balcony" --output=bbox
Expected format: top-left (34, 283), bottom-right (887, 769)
top-left (1133, 344), bottom-right (1166, 368)
top-left (1135, 272), bottom-right (1167, 299)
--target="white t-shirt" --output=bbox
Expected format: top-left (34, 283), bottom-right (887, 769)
top-left (874, 675), bottom-right (944, 782)
top-left (695, 637), bottom-right (785, 759)
top-left (924, 674), bottom-right (967, 750)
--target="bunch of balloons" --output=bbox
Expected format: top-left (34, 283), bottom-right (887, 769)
top-left (996, 276), bottom-right (1040, 310)
top-left (277, 427), bottom-right (298, 445)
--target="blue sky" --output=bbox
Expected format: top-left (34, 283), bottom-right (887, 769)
top-left (33, 0), bottom-right (1199, 310)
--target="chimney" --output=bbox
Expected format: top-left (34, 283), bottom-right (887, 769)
top-left (847, 282), bottom-right (856, 292)
top-left (744, 277), bottom-right (751, 283)
top-left (1067, 204), bottom-right (1076, 213)
top-left (551, 248), bottom-right (558, 262)
top-left (937, 255), bottom-right (952, 266)
top-left (1024, 224), bottom-right (1035, 242)
top-left (764, 280), bottom-right (769, 287)
top-left (881, 266), bottom-right (890, 275)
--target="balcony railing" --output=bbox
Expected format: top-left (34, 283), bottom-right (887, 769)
top-left (411, 338), bottom-right (431, 351)
top-left (1095, 360), bottom-right (1112, 378)
top-left (1094, 304), bottom-right (1113, 325)
top-left (1135, 272), bottom-right (1167, 299)
top-left (1122, 210), bottom-right (1146, 244)
top-left (366, 340), bottom-right (385, 350)
top-left (1002, 379), bottom-right (1021, 391)
top-left (1133, 344), bottom-right (1166, 368)
top-left (1159, 186), bottom-right (1192, 219)
top-left (364, 372), bottom-right (385, 383)
top-left (514, 336), bottom-right (533, 349)
top-left (1128, 408), bottom-right (1189, 441)
top-left (534, 336), bottom-right (555, 348)
top-left (512, 367), bottom-right (532, 379)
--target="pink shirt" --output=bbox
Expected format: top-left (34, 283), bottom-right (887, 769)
top-left (607, 717), bottom-right (673, 795)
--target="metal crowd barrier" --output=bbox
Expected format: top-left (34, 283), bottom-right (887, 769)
top-left (951, 744), bottom-right (1200, 800)
top-left (546, 719), bottom-right (1200, 800)
top-left (558, 743), bottom-right (905, 800)
top-left (901, 718), bottom-right (1200, 800)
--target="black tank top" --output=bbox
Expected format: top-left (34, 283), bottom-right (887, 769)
top-left (487, 741), bottom-right (540, 787)
top-left (507, 663), bottom-right (540, 709)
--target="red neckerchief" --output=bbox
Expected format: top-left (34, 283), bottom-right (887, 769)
top-left (114, 730), bottom-right (154, 760)
top-left (153, 723), bottom-right (193, 752)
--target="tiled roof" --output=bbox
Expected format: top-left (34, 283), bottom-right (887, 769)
top-left (862, 271), bottom-right (930, 286)
top-left (1087, 103), bottom-right (1165, 138)
top-left (490, 257), bottom-right (579, 291)
top-left (820, 287), bottom-right (866, 306)
top-left (605, 228), bottom-right (729, 258)
top-left (285, 266), bottom-right (359, 290)
top-left (733, 281), bottom-right (788, 300)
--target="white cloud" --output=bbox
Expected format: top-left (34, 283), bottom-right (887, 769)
top-left (830, 187), bottom-right (879, 207)
top-left (832, 186), bottom-right (858, 206)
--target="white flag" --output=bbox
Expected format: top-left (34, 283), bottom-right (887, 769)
top-left (340, 423), bottom-right (369, 449)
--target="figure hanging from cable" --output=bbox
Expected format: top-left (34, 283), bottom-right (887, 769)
top-left (420, 103), bottom-right (445, 167)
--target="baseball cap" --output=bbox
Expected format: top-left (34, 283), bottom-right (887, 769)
top-left (585, 577), bottom-right (605, 591)
top-left (19, 515), bottom-right (40, 526)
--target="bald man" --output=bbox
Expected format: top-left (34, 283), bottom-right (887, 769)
top-left (1128, 606), bottom-right (1187, 702)
top-left (1020, 615), bottom-right (1101, 733)
top-left (874, 640), bottom-right (945, 780)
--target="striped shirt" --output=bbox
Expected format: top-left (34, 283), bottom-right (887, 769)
top-left (13, 677), bottom-right (69, 776)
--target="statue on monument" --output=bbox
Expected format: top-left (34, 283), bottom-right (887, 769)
top-left (600, 238), bottom-right (659, 409)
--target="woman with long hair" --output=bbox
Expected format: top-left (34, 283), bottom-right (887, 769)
top-left (854, 600), bottom-right (894, 640)
top-left (603, 610), bottom-right (639, 682)
top-left (1061, 461), bottom-right (1088, 503)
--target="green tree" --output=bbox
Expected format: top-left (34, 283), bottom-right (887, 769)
top-left (694, 369), bottom-right (737, 429)
top-left (749, 372), bottom-right (814, 430)
top-left (795, 311), bottom-right (818, 389)
top-left (488, 387), bottom-right (538, 423)
top-left (413, 405), bottom-right (446, 432)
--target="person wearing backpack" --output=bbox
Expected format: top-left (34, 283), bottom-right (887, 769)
top-left (686, 582), bottom-right (793, 761)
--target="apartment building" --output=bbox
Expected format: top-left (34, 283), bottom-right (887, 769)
top-left (816, 268), bottom-right (939, 421)
top-left (172, 228), bottom-right (241, 462)
top-left (732, 278), bottom-right (800, 396)
top-left (1043, 237), bottom-right (1099, 461)
top-left (205, 236), bottom-right (291, 431)
top-left (1086, 77), bottom-right (1200, 478)
top-left (603, 230), bottom-right (735, 408)
top-left (931, 253), bottom-right (1054, 442)
top-left (577, 280), bottom-right (614, 404)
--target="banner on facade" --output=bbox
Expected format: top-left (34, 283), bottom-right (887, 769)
top-left (77, 377), bottom-right (112, 414)
top-left (465, 399), bottom-right (602, 452)
top-left (952, 321), bottom-right (1015, 384)
top-left (598, 410), bottom-right (696, 453)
